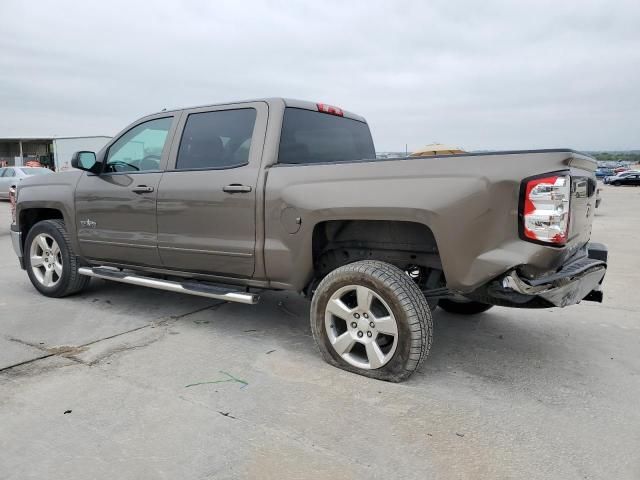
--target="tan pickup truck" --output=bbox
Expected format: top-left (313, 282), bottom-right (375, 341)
top-left (10, 98), bottom-right (607, 381)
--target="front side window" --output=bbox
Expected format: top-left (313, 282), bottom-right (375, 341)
top-left (106, 117), bottom-right (173, 173)
top-left (3, 168), bottom-right (15, 177)
top-left (176, 108), bottom-right (256, 170)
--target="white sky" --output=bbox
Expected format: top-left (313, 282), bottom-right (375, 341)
top-left (1, 0), bottom-right (638, 151)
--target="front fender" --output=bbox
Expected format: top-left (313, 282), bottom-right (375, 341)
top-left (16, 171), bottom-right (82, 252)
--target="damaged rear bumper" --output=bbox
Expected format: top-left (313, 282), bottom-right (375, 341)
top-left (485, 243), bottom-right (607, 308)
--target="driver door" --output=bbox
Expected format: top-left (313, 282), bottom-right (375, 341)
top-left (75, 114), bottom-right (180, 266)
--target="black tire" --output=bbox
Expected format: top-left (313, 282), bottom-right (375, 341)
top-left (612, 181), bottom-right (622, 186)
top-left (310, 260), bottom-right (432, 382)
top-left (438, 298), bottom-right (493, 315)
top-left (24, 219), bottom-right (90, 298)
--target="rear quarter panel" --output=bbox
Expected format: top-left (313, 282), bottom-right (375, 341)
top-left (263, 150), bottom-right (597, 292)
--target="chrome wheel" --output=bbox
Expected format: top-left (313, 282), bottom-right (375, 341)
top-left (324, 285), bottom-right (398, 369)
top-left (29, 233), bottom-right (62, 288)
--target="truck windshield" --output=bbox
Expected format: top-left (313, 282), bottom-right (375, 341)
top-left (278, 108), bottom-right (376, 164)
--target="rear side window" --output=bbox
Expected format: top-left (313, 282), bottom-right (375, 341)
top-left (278, 108), bottom-right (375, 164)
top-left (19, 168), bottom-right (51, 176)
top-left (176, 108), bottom-right (257, 170)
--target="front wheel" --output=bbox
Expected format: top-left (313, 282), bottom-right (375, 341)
top-left (24, 219), bottom-right (90, 298)
top-left (612, 181), bottom-right (622, 186)
top-left (311, 260), bottom-right (432, 382)
top-left (438, 298), bottom-right (493, 315)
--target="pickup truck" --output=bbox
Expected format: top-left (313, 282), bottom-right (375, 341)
top-left (10, 98), bottom-right (607, 382)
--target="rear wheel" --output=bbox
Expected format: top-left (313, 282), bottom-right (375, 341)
top-left (311, 260), bottom-right (432, 382)
top-left (24, 219), bottom-right (90, 297)
top-left (438, 298), bottom-right (493, 315)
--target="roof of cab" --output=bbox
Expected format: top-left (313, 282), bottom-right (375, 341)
top-left (148, 98), bottom-right (367, 123)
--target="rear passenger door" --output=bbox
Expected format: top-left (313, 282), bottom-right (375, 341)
top-left (156, 102), bottom-right (268, 278)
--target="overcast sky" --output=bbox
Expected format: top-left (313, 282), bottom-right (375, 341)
top-left (1, 0), bottom-right (638, 151)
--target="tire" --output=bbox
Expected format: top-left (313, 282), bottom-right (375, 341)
top-left (24, 219), bottom-right (90, 298)
top-left (612, 181), bottom-right (621, 186)
top-left (438, 298), bottom-right (493, 315)
top-left (310, 260), bottom-right (432, 382)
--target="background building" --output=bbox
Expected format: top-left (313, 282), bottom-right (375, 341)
top-left (0, 136), bottom-right (111, 171)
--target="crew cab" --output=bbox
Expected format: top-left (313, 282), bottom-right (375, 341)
top-left (10, 98), bottom-right (607, 382)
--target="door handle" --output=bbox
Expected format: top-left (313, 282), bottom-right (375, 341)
top-left (223, 184), bottom-right (252, 193)
top-left (131, 185), bottom-right (154, 194)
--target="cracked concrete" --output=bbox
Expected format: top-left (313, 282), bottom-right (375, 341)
top-left (0, 307), bottom-right (209, 372)
top-left (1, 186), bottom-right (640, 479)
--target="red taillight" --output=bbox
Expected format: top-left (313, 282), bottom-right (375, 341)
top-left (521, 174), bottom-right (571, 246)
top-left (316, 103), bottom-right (344, 116)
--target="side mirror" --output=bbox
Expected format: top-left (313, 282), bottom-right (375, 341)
top-left (71, 151), bottom-right (101, 173)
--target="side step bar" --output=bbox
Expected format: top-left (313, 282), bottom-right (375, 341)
top-left (78, 267), bottom-right (259, 305)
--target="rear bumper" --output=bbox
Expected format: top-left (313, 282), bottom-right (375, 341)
top-left (475, 242), bottom-right (607, 308)
top-left (10, 224), bottom-right (25, 269)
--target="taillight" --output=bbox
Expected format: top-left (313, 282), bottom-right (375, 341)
top-left (316, 103), bottom-right (344, 116)
top-left (520, 173), bottom-right (570, 246)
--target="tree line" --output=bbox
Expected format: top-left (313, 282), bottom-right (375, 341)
top-left (589, 151), bottom-right (640, 164)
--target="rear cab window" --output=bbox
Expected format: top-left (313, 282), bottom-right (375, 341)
top-left (278, 108), bottom-right (375, 165)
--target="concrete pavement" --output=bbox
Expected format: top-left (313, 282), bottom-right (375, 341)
top-left (0, 186), bottom-right (638, 479)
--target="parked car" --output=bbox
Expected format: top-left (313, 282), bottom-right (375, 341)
top-left (609, 173), bottom-right (640, 186)
top-left (0, 166), bottom-right (53, 199)
top-left (603, 170), bottom-right (640, 184)
top-left (10, 98), bottom-right (607, 382)
top-left (595, 167), bottom-right (614, 178)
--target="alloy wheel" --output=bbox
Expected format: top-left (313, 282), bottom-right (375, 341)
top-left (29, 233), bottom-right (62, 288)
top-left (324, 284), bottom-right (399, 369)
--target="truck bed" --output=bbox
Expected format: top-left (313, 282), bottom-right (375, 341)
top-left (264, 149), bottom-right (598, 292)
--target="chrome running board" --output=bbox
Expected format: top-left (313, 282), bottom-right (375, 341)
top-left (78, 267), bottom-right (259, 304)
